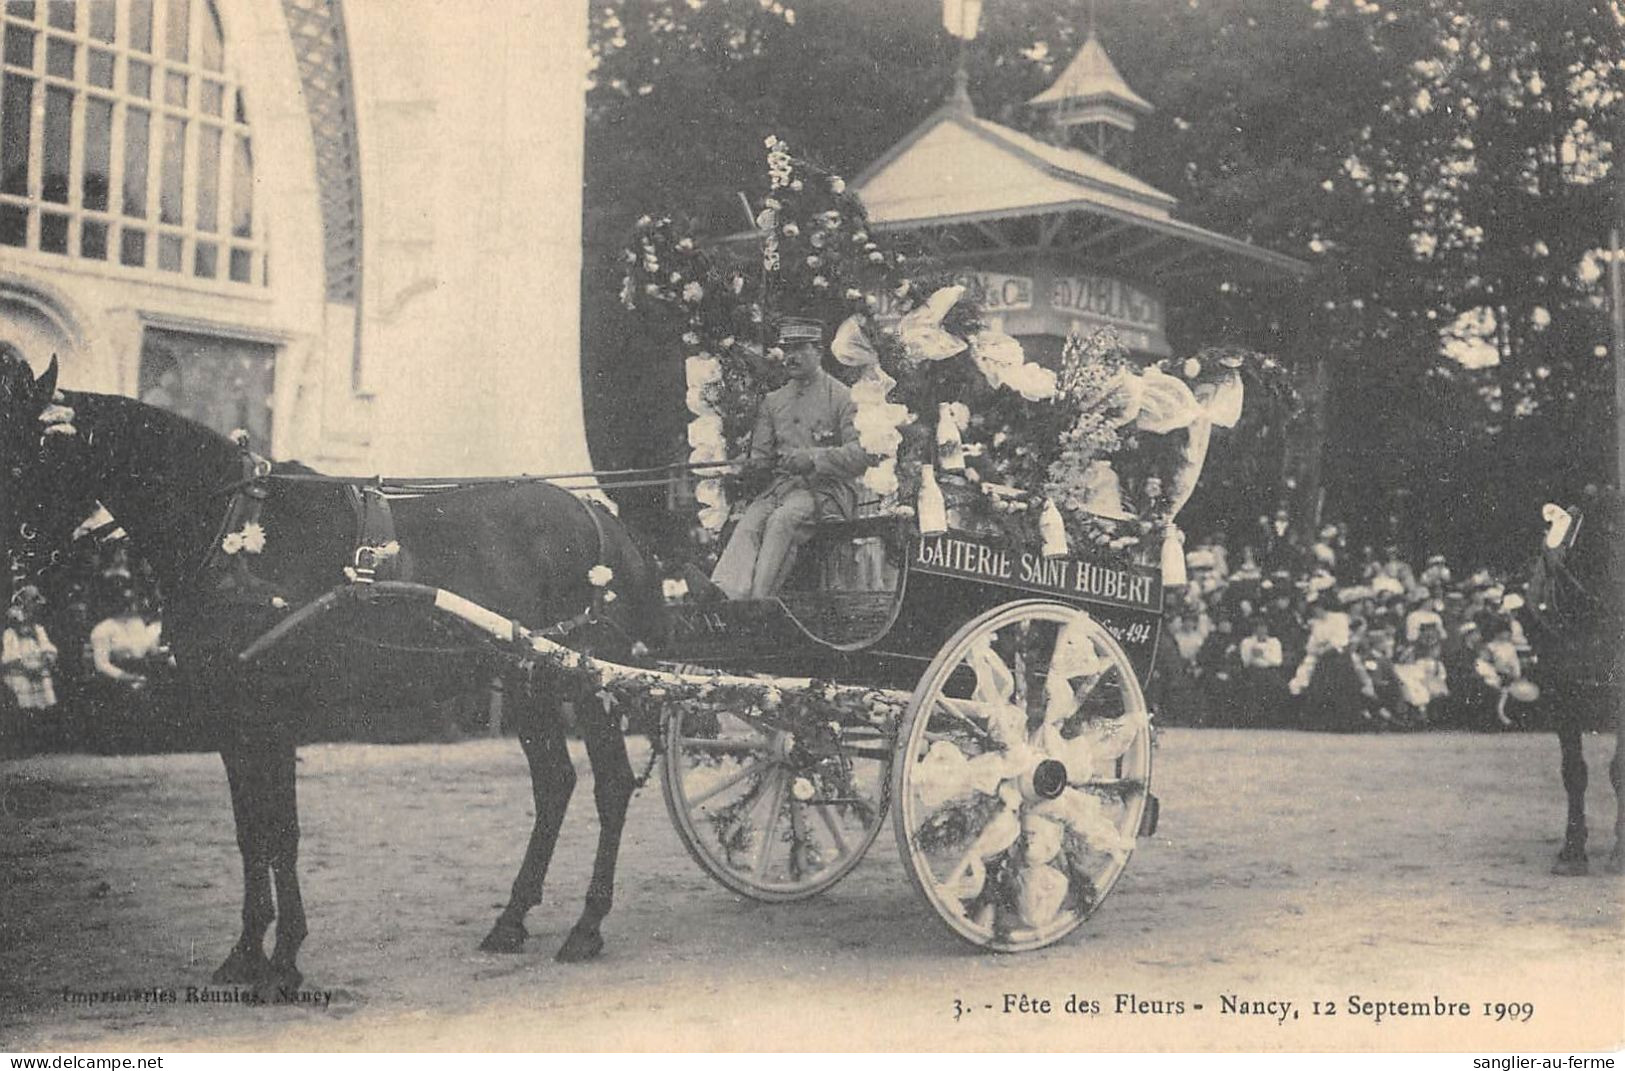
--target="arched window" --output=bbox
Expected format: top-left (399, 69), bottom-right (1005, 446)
top-left (0, 0), bottom-right (263, 285)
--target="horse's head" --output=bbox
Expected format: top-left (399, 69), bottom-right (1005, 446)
top-left (1, 351), bottom-right (100, 596)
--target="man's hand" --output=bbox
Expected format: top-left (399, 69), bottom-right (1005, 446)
top-left (779, 450), bottom-right (816, 476)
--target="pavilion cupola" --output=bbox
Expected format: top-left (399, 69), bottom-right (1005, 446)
top-left (1028, 32), bottom-right (1153, 166)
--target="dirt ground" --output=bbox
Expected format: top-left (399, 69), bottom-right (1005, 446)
top-left (2, 729), bottom-right (1621, 1053)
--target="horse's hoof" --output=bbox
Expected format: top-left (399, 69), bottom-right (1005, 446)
top-left (212, 946), bottom-right (273, 985)
top-left (479, 919), bottom-right (528, 954)
top-left (1551, 854), bottom-right (1590, 877)
top-left (555, 925), bottom-right (604, 963)
top-left (253, 964), bottom-right (304, 1005)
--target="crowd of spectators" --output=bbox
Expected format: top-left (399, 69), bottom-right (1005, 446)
top-left (1150, 512), bottom-right (1539, 732)
top-left (1, 538), bottom-right (180, 756)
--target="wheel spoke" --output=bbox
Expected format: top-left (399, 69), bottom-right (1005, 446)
top-left (787, 798), bottom-right (814, 878)
top-left (751, 770), bottom-right (789, 880)
top-left (815, 797), bottom-right (852, 858)
top-left (933, 697), bottom-right (1000, 743)
top-left (677, 736), bottom-right (770, 756)
top-left (687, 756), bottom-right (771, 806)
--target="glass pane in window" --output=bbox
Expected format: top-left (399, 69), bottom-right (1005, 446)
top-left (39, 210), bottom-right (65, 251)
top-left (4, 3), bottom-right (37, 22)
top-left (0, 203), bottom-right (24, 246)
top-left (128, 59), bottom-right (151, 98)
top-left (122, 106), bottom-right (149, 216)
top-left (193, 239), bottom-right (215, 277)
top-left (199, 0), bottom-right (222, 71)
top-left (163, 0), bottom-right (188, 62)
top-left (88, 49), bottom-right (114, 88)
top-left (45, 36), bottom-right (72, 79)
top-left (128, 0), bottom-right (152, 53)
top-left (83, 96), bottom-right (112, 210)
top-left (45, 0), bottom-right (70, 31)
top-left (234, 87), bottom-right (244, 124)
top-left (0, 73), bottom-right (31, 196)
top-left (200, 80), bottom-right (222, 116)
top-left (195, 123), bottom-right (218, 230)
top-left (230, 134), bottom-right (250, 237)
top-left (3, 25), bottom-right (35, 68)
top-left (228, 245), bottom-right (251, 282)
top-left (164, 70), bottom-right (185, 107)
top-left (80, 218), bottom-right (107, 258)
top-left (119, 225), bottom-right (145, 265)
top-left (159, 115), bottom-right (183, 224)
top-left (88, 0), bottom-right (115, 42)
top-left (158, 231), bottom-right (181, 270)
top-left (41, 83), bottom-right (70, 203)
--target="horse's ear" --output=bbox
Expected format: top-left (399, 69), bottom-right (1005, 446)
top-left (34, 355), bottom-right (59, 408)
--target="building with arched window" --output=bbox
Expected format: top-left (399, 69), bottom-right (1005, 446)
top-left (1, 0), bottom-right (593, 477)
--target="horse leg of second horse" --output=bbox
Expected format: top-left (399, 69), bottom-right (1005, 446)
top-left (556, 693), bottom-right (634, 963)
top-left (480, 687), bottom-right (575, 953)
top-left (265, 736), bottom-right (308, 993)
top-left (1554, 718), bottom-right (1589, 875)
top-left (214, 739), bottom-right (276, 983)
top-left (1607, 742), bottom-right (1623, 875)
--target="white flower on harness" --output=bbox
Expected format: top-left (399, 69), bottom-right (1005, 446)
top-left (228, 428), bottom-right (251, 447)
top-left (587, 565), bottom-right (614, 588)
top-left (222, 521), bottom-right (267, 555)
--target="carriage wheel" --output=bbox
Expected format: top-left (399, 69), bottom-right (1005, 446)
top-left (892, 599), bottom-right (1152, 952)
top-left (661, 697), bottom-right (892, 902)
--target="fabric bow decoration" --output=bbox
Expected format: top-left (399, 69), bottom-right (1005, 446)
top-left (898, 285), bottom-right (967, 362)
top-left (1133, 368), bottom-right (1245, 521)
top-left (832, 315), bottom-right (880, 367)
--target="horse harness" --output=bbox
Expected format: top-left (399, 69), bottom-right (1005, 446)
top-left (200, 448), bottom-right (617, 646)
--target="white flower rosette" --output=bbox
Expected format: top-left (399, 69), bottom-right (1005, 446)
top-left (684, 354), bottom-right (730, 530)
top-left (686, 413), bottom-right (726, 465)
top-left (849, 363), bottom-right (909, 495)
top-left (694, 478), bottom-right (729, 533)
top-left (969, 329), bottom-right (1025, 389)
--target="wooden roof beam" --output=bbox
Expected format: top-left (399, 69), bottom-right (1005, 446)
top-left (971, 220), bottom-right (1012, 249)
top-left (1143, 244), bottom-right (1208, 276)
top-left (1071, 220), bottom-right (1136, 252)
top-left (1101, 232), bottom-right (1175, 266)
top-left (1037, 214), bottom-right (1069, 249)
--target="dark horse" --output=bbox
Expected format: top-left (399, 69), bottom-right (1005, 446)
top-left (1, 353), bottom-right (664, 990)
top-left (1522, 486), bottom-right (1624, 875)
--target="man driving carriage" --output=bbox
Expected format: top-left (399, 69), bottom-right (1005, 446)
top-left (710, 317), bottom-right (869, 600)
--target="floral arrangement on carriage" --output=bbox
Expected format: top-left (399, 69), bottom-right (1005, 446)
top-left (620, 135), bottom-right (1295, 582)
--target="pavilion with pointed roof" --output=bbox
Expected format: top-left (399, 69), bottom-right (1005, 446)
top-left (850, 33), bottom-right (1307, 361)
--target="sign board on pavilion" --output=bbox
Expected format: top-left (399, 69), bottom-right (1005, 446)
top-left (874, 264), bottom-right (1168, 356)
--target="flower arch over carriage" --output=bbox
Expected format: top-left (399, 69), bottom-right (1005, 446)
top-left (0, 139), bottom-right (1296, 991)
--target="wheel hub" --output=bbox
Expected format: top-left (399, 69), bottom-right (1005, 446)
top-left (1023, 758), bottom-right (1068, 802)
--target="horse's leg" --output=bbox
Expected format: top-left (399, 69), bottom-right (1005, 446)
top-left (1608, 733), bottom-right (1623, 875)
top-left (213, 738), bottom-right (276, 983)
top-left (480, 683), bottom-right (575, 953)
top-left (556, 692), bottom-right (634, 963)
top-left (1554, 713), bottom-right (1590, 875)
top-left (264, 733), bottom-right (308, 992)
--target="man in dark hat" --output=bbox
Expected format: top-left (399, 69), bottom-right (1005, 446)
top-left (711, 317), bottom-right (869, 599)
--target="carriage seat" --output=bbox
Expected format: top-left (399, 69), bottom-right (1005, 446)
top-left (791, 497), bottom-right (902, 595)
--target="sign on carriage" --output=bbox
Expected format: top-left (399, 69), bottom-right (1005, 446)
top-left (912, 533), bottom-right (1161, 612)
